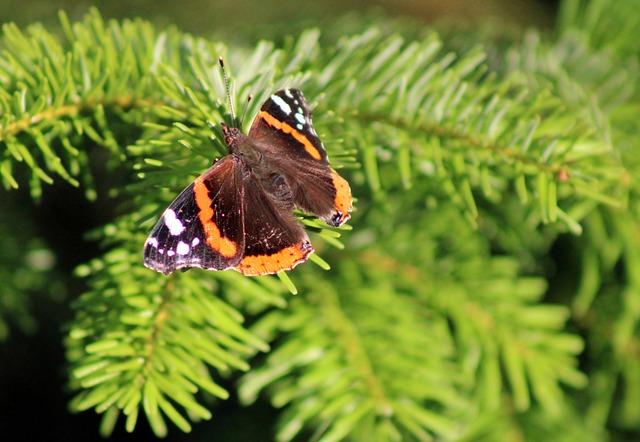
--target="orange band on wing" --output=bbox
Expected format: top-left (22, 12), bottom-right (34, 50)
top-left (235, 243), bottom-right (313, 276)
top-left (193, 176), bottom-right (238, 258)
top-left (331, 169), bottom-right (353, 224)
top-left (257, 111), bottom-right (322, 161)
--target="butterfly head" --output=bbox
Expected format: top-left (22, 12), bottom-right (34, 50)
top-left (220, 122), bottom-right (262, 165)
top-left (220, 122), bottom-right (243, 147)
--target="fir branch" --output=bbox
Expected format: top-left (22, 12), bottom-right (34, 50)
top-left (67, 217), bottom-right (277, 435)
top-left (297, 30), bottom-right (623, 232)
top-left (558, 0), bottom-right (640, 58)
top-left (531, 0), bottom-right (640, 432)
top-left (240, 276), bottom-right (465, 441)
top-left (0, 1), bottom-right (638, 439)
top-left (240, 202), bottom-right (587, 441)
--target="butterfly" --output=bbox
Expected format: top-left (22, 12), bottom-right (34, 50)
top-left (143, 87), bottom-right (352, 276)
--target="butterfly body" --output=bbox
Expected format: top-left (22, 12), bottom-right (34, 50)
top-left (144, 88), bottom-right (352, 276)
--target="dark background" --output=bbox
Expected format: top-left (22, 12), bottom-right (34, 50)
top-left (0, 1), bottom-right (557, 441)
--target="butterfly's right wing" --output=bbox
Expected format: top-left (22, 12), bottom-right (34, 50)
top-left (249, 88), bottom-right (352, 227)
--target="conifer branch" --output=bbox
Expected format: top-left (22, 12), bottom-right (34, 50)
top-left (0, 0), bottom-right (639, 438)
top-left (68, 218), bottom-right (275, 435)
top-left (240, 203), bottom-right (587, 440)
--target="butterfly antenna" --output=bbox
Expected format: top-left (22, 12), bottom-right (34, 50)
top-left (240, 94), bottom-right (253, 127)
top-left (218, 56), bottom-right (235, 122)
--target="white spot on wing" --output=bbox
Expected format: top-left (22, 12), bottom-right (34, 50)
top-left (297, 124), bottom-right (303, 130)
top-left (164, 209), bottom-right (185, 236)
top-left (284, 89), bottom-right (294, 98)
top-left (295, 111), bottom-right (305, 125)
top-left (167, 250), bottom-right (175, 257)
top-left (271, 95), bottom-right (292, 115)
top-left (176, 241), bottom-right (190, 255)
top-left (146, 237), bottom-right (159, 248)
top-left (191, 237), bottom-right (200, 247)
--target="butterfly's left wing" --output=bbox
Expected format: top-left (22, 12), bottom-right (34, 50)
top-left (144, 154), bottom-right (314, 276)
top-left (249, 88), bottom-right (352, 227)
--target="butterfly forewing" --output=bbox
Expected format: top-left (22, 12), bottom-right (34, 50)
top-left (249, 89), bottom-right (329, 164)
top-left (144, 157), bottom-right (245, 274)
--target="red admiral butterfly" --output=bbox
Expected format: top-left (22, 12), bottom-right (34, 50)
top-left (143, 85), bottom-right (352, 276)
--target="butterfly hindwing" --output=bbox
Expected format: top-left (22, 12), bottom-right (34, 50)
top-left (234, 173), bottom-right (313, 276)
top-left (285, 165), bottom-right (352, 227)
